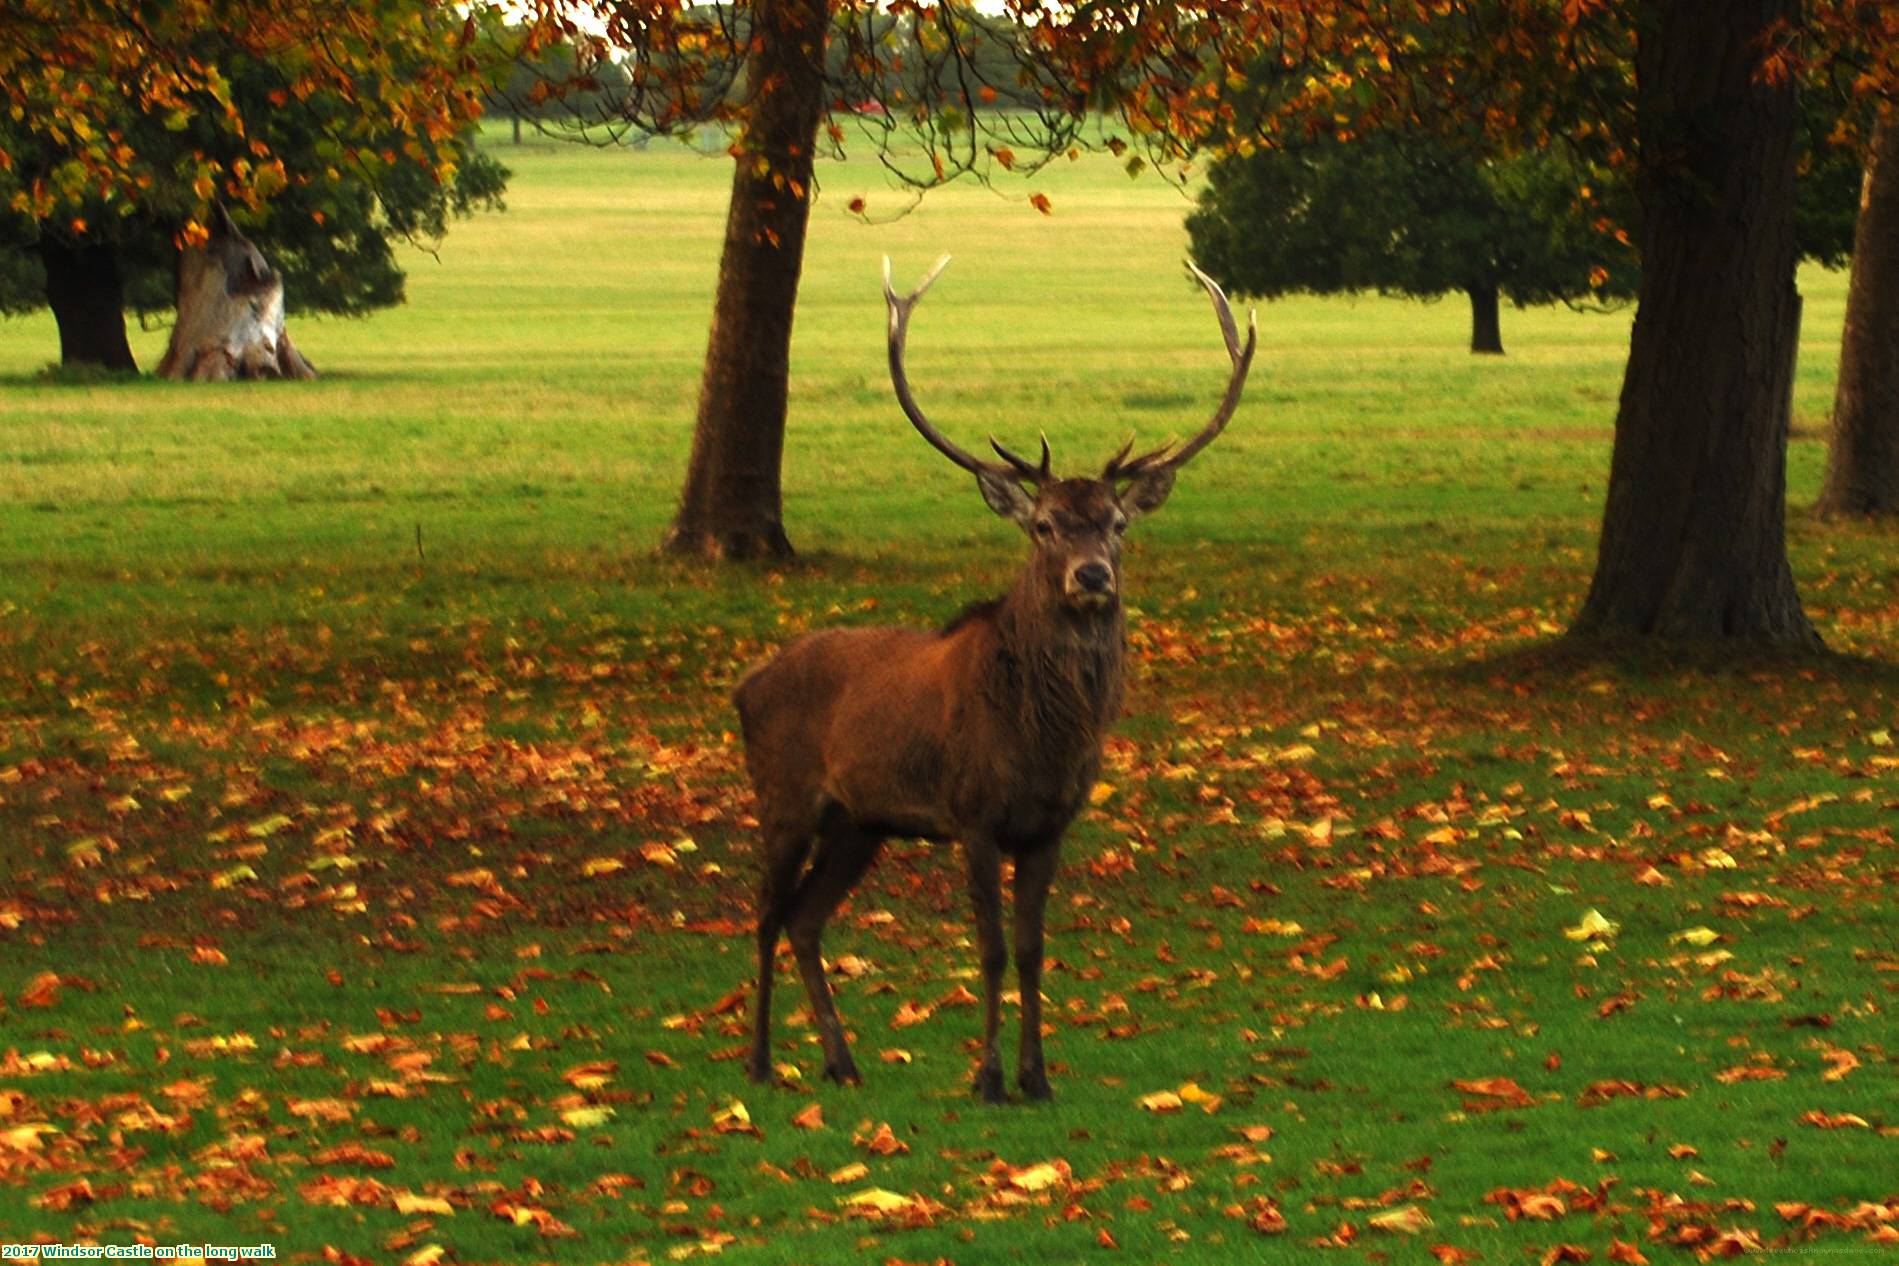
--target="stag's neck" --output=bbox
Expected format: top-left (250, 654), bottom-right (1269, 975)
top-left (990, 577), bottom-right (1126, 750)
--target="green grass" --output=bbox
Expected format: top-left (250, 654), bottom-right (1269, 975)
top-left (1, 127), bottom-right (1895, 1266)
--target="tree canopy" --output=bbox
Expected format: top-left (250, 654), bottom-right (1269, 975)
top-left (0, 0), bottom-right (508, 366)
top-left (1187, 138), bottom-right (1641, 354)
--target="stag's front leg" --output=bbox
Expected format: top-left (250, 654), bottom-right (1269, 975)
top-left (1012, 842), bottom-right (1060, 1100)
top-left (964, 839), bottom-right (1008, 1103)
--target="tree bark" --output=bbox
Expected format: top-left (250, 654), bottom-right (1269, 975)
top-left (1815, 112), bottom-right (1899, 517)
top-left (1570, 0), bottom-right (1818, 647)
top-left (1466, 283), bottom-right (1504, 355)
top-left (39, 240), bottom-right (137, 371)
top-left (660, 0), bottom-right (828, 561)
top-left (157, 205), bottom-right (316, 382)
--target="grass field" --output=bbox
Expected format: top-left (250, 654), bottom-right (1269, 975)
top-left (0, 128), bottom-right (1895, 1265)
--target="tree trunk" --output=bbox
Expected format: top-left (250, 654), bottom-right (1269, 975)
top-left (512, 113), bottom-right (522, 145)
top-left (1467, 283), bottom-right (1503, 355)
top-left (157, 205), bottom-right (316, 382)
top-left (1815, 112), bottom-right (1899, 517)
top-left (39, 240), bottom-right (137, 372)
top-left (660, 0), bottom-right (827, 561)
top-left (1570, 0), bottom-right (1818, 647)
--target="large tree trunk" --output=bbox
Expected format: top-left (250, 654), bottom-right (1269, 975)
top-left (1466, 283), bottom-right (1503, 355)
top-left (158, 205), bottom-right (315, 382)
top-left (1815, 112), bottom-right (1899, 517)
top-left (660, 0), bottom-right (828, 561)
top-left (1570, 0), bottom-right (1817, 647)
top-left (39, 240), bottom-right (137, 372)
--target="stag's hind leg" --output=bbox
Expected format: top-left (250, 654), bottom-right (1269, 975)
top-left (784, 806), bottom-right (884, 1084)
top-left (748, 818), bottom-right (815, 1084)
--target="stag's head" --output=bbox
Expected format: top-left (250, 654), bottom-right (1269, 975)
top-left (883, 256), bottom-right (1256, 613)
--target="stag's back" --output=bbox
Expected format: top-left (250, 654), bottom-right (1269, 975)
top-left (734, 625), bottom-right (966, 828)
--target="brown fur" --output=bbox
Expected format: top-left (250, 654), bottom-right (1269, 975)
top-left (737, 479), bottom-right (1133, 1100)
top-left (738, 257), bottom-right (1253, 1100)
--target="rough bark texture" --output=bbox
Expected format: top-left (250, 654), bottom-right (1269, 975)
top-left (1571, 0), bottom-right (1818, 647)
top-left (1467, 283), bottom-right (1503, 355)
top-left (660, 0), bottom-right (827, 561)
top-left (157, 206), bottom-right (316, 382)
top-left (1816, 113), bottom-right (1899, 517)
top-left (39, 240), bottom-right (137, 371)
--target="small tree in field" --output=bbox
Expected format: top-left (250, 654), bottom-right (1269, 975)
top-left (1186, 138), bottom-right (1639, 355)
top-left (0, 0), bottom-right (507, 374)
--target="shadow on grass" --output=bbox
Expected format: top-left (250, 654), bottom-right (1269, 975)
top-left (1442, 630), bottom-right (1899, 689)
top-left (0, 366), bottom-right (418, 388)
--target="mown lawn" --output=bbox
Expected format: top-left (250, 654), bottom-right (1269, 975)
top-left (0, 127), bottom-right (1894, 1265)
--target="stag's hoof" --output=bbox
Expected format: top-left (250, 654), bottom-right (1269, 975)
top-left (1017, 1068), bottom-right (1053, 1101)
top-left (822, 1058), bottom-right (862, 1086)
top-left (745, 1056), bottom-right (774, 1085)
top-left (973, 1064), bottom-right (1006, 1104)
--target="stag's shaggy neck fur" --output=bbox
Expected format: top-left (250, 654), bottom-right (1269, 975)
top-left (988, 570), bottom-right (1126, 773)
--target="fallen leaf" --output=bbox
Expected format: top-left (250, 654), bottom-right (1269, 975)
top-left (1370, 1204), bottom-right (1433, 1235)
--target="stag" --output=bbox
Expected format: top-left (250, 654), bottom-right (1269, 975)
top-left (735, 257), bottom-right (1256, 1101)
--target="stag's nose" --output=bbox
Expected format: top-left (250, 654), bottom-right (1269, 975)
top-left (1073, 562), bottom-right (1114, 594)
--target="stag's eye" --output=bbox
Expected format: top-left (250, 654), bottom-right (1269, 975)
top-left (1033, 520), bottom-right (1056, 539)
top-left (1112, 517), bottom-right (1128, 535)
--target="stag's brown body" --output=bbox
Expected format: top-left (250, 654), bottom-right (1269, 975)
top-left (739, 560), bottom-right (1125, 849)
top-left (738, 256), bottom-right (1254, 1101)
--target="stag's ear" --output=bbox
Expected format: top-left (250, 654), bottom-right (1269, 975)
top-left (977, 470), bottom-right (1036, 526)
top-left (1118, 467), bottom-right (1178, 520)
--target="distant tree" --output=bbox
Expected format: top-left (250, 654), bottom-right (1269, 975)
top-left (1187, 138), bottom-right (1640, 355)
top-left (1817, 111), bottom-right (1899, 516)
top-left (0, 0), bottom-right (507, 373)
top-left (481, 27), bottom-right (635, 145)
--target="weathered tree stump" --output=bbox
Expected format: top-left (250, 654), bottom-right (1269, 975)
top-left (157, 205), bottom-right (316, 382)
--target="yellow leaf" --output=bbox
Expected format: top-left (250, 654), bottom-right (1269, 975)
top-left (211, 864), bottom-right (257, 889)
top-left (1562, 908), bottom-right (1619, 941)
top-left (829, 1162), bottom-right (870, 1184)
top-left (1369, 1204), bottom-right (1433, 1235)
top-left (1177, 1082), bottom-right (1222, 1112)
top-left (1008, 1161), bottom-right (1069, 1192)
top-left (393, 1192), bottom-right (455, 1215)
top-left (1670, 927), bottom-right (1720, 947)
top-left (1139, 1090), bottom-right (1183, 1114)
top-left (1089, 781), bottom-right (1116, 805)
top-left (561, 1106), bottom-right (614, 1128)
top-left (0, 1122), bottom-right (58, 1150)
top-left (581, 857), bottom-right (624, 877)
top-left (840, 1187), bottom-right (910, 1212)
top-left (403, 1247), bottom-right (445, 1266)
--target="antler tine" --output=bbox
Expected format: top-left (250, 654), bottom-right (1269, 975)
top-left (884, 255), bottom-right (1023, 480)
top-left (1186, 259), bottom-right (1247, 364)
top-left (1165, 258), bottom-right (1258, 469)
top-left (1103, 264), bottom-right (1255, 483)
top-left (990, 432), bottom-right (1051, 483)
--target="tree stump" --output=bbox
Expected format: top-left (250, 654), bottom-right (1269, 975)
top-left (157, 205), bottom-right (316, 382)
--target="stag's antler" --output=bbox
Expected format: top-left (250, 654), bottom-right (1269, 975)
top-left (884, 256), bottom-right (1051, 483)
top-left (1103, 260), bottom-right (1256, 482)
